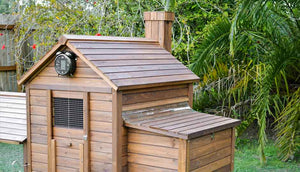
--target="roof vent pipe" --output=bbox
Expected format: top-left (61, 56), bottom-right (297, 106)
top-left (144, 11), bottom-right (175, 52)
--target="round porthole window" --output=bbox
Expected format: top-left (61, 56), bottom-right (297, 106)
top-left (54, 51), bottom-right (76, 76)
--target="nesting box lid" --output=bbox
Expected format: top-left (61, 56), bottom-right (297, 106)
top-left (18, 35), bottom-right (199, 90)
top-left (122, 102), bottom-right (240, 140)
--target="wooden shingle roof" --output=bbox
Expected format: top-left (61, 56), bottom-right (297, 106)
top-left (122, 102), bottom-right (240, 139)
top-left (0, 92), bottom-right (27, 143)
top-left (19, 35), bottom-right (199, 90)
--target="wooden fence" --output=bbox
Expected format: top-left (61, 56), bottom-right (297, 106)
top-left (0, 14), bottom-right (18, 91)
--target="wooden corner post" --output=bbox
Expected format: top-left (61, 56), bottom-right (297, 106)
top-left (112, 89), bottom-right (123, 172)
top-left (25, 86), bottom-right (31, 172)
top-left (231, 127), bottom-right (236, 171)
top-left (179, 139), bottom-right (190, 172)
top-left (144, 11), bottom-right (175, 52)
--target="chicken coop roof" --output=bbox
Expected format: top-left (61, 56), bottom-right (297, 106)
top-left (18, 35), bottom-right (199, 90)
top-left (122, 102), bottom-right (240, 139)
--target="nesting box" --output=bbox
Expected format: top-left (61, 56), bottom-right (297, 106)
top-left (18, 12), bottom-right (240, 172)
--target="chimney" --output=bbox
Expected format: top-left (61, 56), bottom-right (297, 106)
top-left (144, 11), bottom-right (175, 52)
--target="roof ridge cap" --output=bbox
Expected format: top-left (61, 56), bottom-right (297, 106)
top-left (59, 34), bottom-right (157, 45)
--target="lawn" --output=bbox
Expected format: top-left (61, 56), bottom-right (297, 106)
top-left (0, 140), bottom-right (299, 172)
top-left (234, 139), bottom-right (300, 172)
top-left (0, 143), bottom-right (23, 172)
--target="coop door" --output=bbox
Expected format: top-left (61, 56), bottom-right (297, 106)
top-left (51, 92), bottom-right (88, 171)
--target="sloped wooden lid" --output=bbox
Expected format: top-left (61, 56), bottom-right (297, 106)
top-left (123, 102), bottom-right (240, 139)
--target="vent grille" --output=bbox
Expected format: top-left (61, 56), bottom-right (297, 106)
top-left (53, 97), bottom-right (83, 129)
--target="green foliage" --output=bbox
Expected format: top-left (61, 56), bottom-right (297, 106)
top-left (0, 0), bottom-right (12, 14)
top-left (14, 0), bottom-right (234, 74)
top-left (275, 87), bottom-right (300, 161)
top-left (11, 0), bottom-right (300, 166)
top-left (191, 0), bottom-right (300, 165)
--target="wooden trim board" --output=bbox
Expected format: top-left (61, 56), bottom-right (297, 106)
top-left (26, 86), bottom-right (32, 172)
top-left (178, 139), bottom-right (189, 172)
top-left (59, 35), bottom-right (157, 45)
top-left (51, 139), bottom-right (56, 171)
top-left (188, 83), bottom-right (193, 108)
top-left (112, 90), bottom-right (123, 172)
top-left (83, 92), bottom-right (90, 172)
top-left (47, 90), bottom-right (53, 171)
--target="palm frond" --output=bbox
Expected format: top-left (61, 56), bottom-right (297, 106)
top-left (275, 87), bottom-right (300, 161)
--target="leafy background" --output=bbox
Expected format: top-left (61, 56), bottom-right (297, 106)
top-left (0, 0), bottom-right (299, 167)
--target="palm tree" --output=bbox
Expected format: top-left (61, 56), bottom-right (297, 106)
top-left (191, 0), bottom-right (299, 165)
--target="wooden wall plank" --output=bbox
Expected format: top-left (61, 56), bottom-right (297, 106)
top-left (90, 100), bottom-right (112, 111)
top-left (90, 162), bottom-right (112, 172)
top-left (30, 77), bottom-right (111, 93)
top-left (128, 163), bottom-right (177, 172)
top-left (191, 156), bottom-right (231, 172)
top-left (90, 152), bottom-right (112, 163)
top-left (39, 67), bottom-right (99, 78)
top-left (189, 129), bottom-right (231, 149)
top-left (190, 138), bottom-right (231, 160)
top-left (128, 132), bottom-right (179, 148)
top-left (128, 143), bottom-right (178, 159)
top-left (31, 143), bottom-right (47, 154)
top-left (31, 162), bottom-right (47, 171)
top-left (123, 97), bottom-right (188, 111)
top-left (90, 121), bottom-right (112, 132)
top-left (122, 87), bottom-right (188, 105)
top-left (52, 91), bottom-right (83, 99)
top-left (190, 147), bottom-right (231, 171)
top-left (128, 153), bottom-right (178, 170)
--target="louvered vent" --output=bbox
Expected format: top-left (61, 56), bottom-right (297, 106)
top-left (53, 97), bottom-right (83, 129)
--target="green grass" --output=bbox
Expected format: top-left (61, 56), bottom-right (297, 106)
top-left (0, 140), bottom-right (299, 172)
top-left (234, 139), bottom-right (300, 172)
top-left (0, 143), bottom-right (23, 172)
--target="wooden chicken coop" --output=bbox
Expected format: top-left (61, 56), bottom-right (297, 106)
top-left (18, 11), bottom-right (240, 172)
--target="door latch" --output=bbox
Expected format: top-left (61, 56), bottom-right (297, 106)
top-left (83, 135), bottom-right (88, 141)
